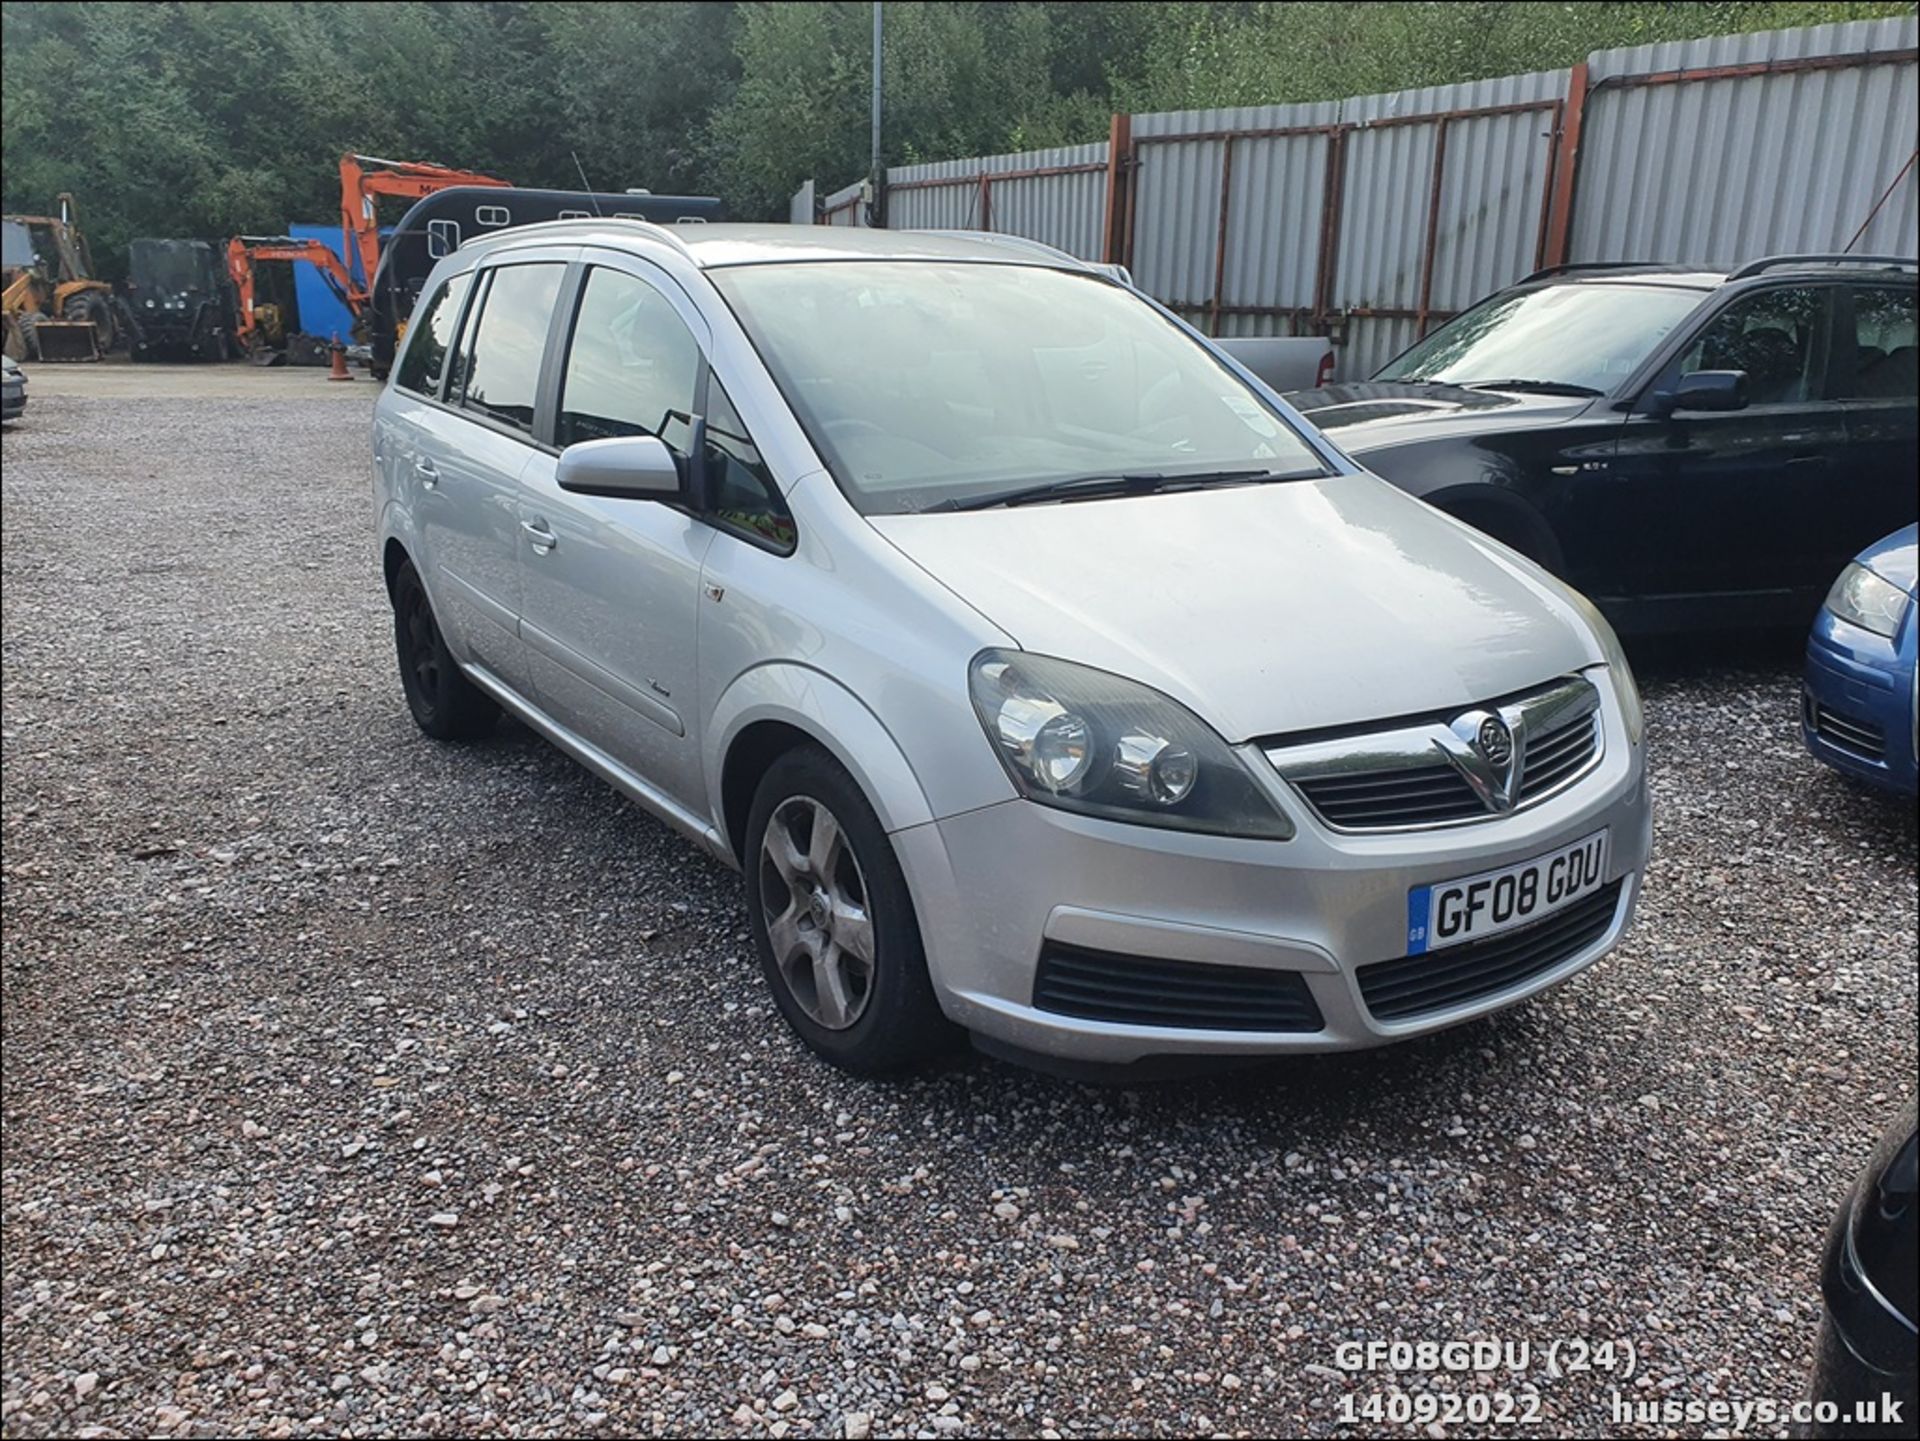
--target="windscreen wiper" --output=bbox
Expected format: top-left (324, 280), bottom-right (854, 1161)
top-left (1460, 378), bottom-right (1604, 397)
top-left (936, 467), bottom-right (1307, 513)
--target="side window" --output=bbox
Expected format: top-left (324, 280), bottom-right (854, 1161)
top-left (704, 382), bottom-right (796, 552)
top-left (1665, 287), bottom-right (1829, 405)
top-left (557, 267), bottom-right (700, 449)
top-left (426, 219), bottom-right (461, 260)
top-left (446, 270), bottom-right (490, 403)
top-left (394, 271), bottom-right (471, 398)
top-left (1838, 286), bottom-right (1917, 400)
top-left (458, 263), bottom-right (566, 435)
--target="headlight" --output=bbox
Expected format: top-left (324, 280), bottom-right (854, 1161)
top-left (1825, 562), bottom-right (1910, 639)
top-left (967, 650), bottom-right (1293, 838)
top-left (1566, 590), bottom-right (1644, 746)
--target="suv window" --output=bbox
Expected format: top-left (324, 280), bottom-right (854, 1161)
top-left (704, 382), bottom-right (795, 552)
top-left (1377, 282), bottom-right (1703, 393)
top-left (1665, 286), bottom-right (1831, 405)
top-left (457, 262), bottom-right (566, 435)
top-left (557, 267), bottom-right (700, 450)
top-left (1839, 286), bottom-right (1917, 400)
top-left (394, 271), bottom-right (471, 398)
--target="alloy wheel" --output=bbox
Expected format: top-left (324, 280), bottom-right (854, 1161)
top-left (758, 796), bottom-right (877, 1030)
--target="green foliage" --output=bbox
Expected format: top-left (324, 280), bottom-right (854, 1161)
top-left (1109, 2), bottom-right (1916, 112)
top-left (0, 1), bottom-right (749, 276)
top-left (2, 0), bottom-right (1911, 273)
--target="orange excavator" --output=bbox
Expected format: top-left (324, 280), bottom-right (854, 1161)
top-left (227, 153), bottom-right (509, 356)
top-left (225, 235), bottom-right (359, 355)
top-left (337, 154), bottom-right (509, 308)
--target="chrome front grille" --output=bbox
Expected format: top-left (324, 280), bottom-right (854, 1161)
top-left (1517, 713), bottom-right (1600, 800)
top-left (1268, 676), bottom-right (1605, 833)
top-left (1294, 761), bottom-right (1484, 829)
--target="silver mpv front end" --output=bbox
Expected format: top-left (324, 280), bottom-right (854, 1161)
top-left (898, 669), bottom-right (1649, 1067)
top-left (374, 221), bottom-right (1651, 1076)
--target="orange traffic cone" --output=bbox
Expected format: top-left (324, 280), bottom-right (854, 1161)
top-left (327, 336), bottom-right (354, 382)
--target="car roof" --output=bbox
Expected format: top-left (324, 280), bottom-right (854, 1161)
top-left (1532, 264), bottom-right (1726, 291)
top-left (1531, 257), bottom-right (1919, 291)
top-left (457, 220), bottom-right (1099, 272)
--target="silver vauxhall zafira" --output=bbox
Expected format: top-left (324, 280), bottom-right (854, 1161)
top-left (372, 223), bottom-right (1650, 1075)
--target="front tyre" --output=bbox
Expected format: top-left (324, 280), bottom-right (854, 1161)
top-left (745, 746), bottom-right (958, 1074)
top-left (390, 559), bottom-right (498, 741)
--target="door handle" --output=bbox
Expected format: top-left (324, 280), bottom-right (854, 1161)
top-left (413, 458), bottom-right (438, 489)
top-left (521, 519), bottom-right (558, 553)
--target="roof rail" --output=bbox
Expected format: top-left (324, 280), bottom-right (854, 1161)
top-left (1520, 260), bottom-right (1676, 283)
top-left (1727, 253), bottom-right (1919, 280)
top-left (465, 212), bottom-right (698, 258)
top-left (911, 229), bottom-right (1135, 286)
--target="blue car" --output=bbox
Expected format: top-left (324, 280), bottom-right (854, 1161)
top-left (1803, 524), bottom-right (1918, 795)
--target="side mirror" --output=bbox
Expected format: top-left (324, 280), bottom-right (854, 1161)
top-left (556, 434), bottom-right (684, 501)
top-left (1649, 369), bottom-right (1748, 417)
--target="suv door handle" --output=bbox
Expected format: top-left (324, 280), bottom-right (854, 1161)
top-left (521, 519), bottom-right (558, 553)
top-left (413, 458), bottom-right (438, 489)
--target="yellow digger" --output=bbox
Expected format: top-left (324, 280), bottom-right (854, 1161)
top-left (2, 194), bottom-right (121, 361)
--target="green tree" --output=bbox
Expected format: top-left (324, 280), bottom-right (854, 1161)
top-left (1111, 2), bottom-right (1916, 112)
top-left (3, 0), bottom-right (1911, 264)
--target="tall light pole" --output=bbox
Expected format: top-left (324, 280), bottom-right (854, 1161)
top-left (869, 2), bottom-right (884, 225)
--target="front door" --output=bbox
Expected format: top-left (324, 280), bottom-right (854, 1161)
top-left (515, 259), bottom-right (716, 815)
top-left (1832, 283), bottom-right (1920, 581)
top-left (1603, 284), bottom-right (1845, 619)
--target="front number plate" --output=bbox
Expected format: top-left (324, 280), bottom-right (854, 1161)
top-left (1406, 830), bottom-right (1609, 955)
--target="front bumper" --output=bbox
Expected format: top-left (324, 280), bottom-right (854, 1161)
top-left (896, 693), bottom-right (1650, 1063)
top-left (133, 316), bottom-right (205, 346)
top-left (1802, 610), bottom-right (1918, 797)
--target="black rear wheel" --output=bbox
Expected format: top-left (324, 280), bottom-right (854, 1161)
top-left (391, 559), bottom-right (498, 741)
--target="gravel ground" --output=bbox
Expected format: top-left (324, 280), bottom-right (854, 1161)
top-left (3, 384), bottom-right (1915, 1439)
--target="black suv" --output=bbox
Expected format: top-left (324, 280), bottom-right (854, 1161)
top-left (1288, 256), bottom-right (1918, 632)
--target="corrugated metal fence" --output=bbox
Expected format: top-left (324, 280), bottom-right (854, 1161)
top-left (793, 15), bottom-right (1918, 380)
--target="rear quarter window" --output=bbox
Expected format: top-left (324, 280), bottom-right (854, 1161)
top-left (394, 271), bottom-right (472, 398)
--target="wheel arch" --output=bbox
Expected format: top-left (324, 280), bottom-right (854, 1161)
top-left (710, 665), bottom-right (937, 865)
top-left (1424, 482), bottom-right (1565, 572)
top-left (381, 535), bottom-right (413, 597)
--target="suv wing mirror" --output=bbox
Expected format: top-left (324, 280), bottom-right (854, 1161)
top-left (1647, 368), bottom-right (1749, 418)
top-left (556, 434), bottom-right (685, 501)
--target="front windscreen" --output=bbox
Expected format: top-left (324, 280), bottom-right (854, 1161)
top-left (712, 261), bottom-right (1327, 514)
top-left (2, 220), bottom-right (33, 271)
top-left (1376, 282), bottom-right (1705, 393)
top-left (131, 240), bottom-right (215, 296)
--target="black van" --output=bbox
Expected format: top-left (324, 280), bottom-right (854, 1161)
top-left (367, 187), bottom-right (724, 377)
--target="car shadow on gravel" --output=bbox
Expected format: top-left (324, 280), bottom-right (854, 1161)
top-left (921, 1000), bottom-right (1562, 1143)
